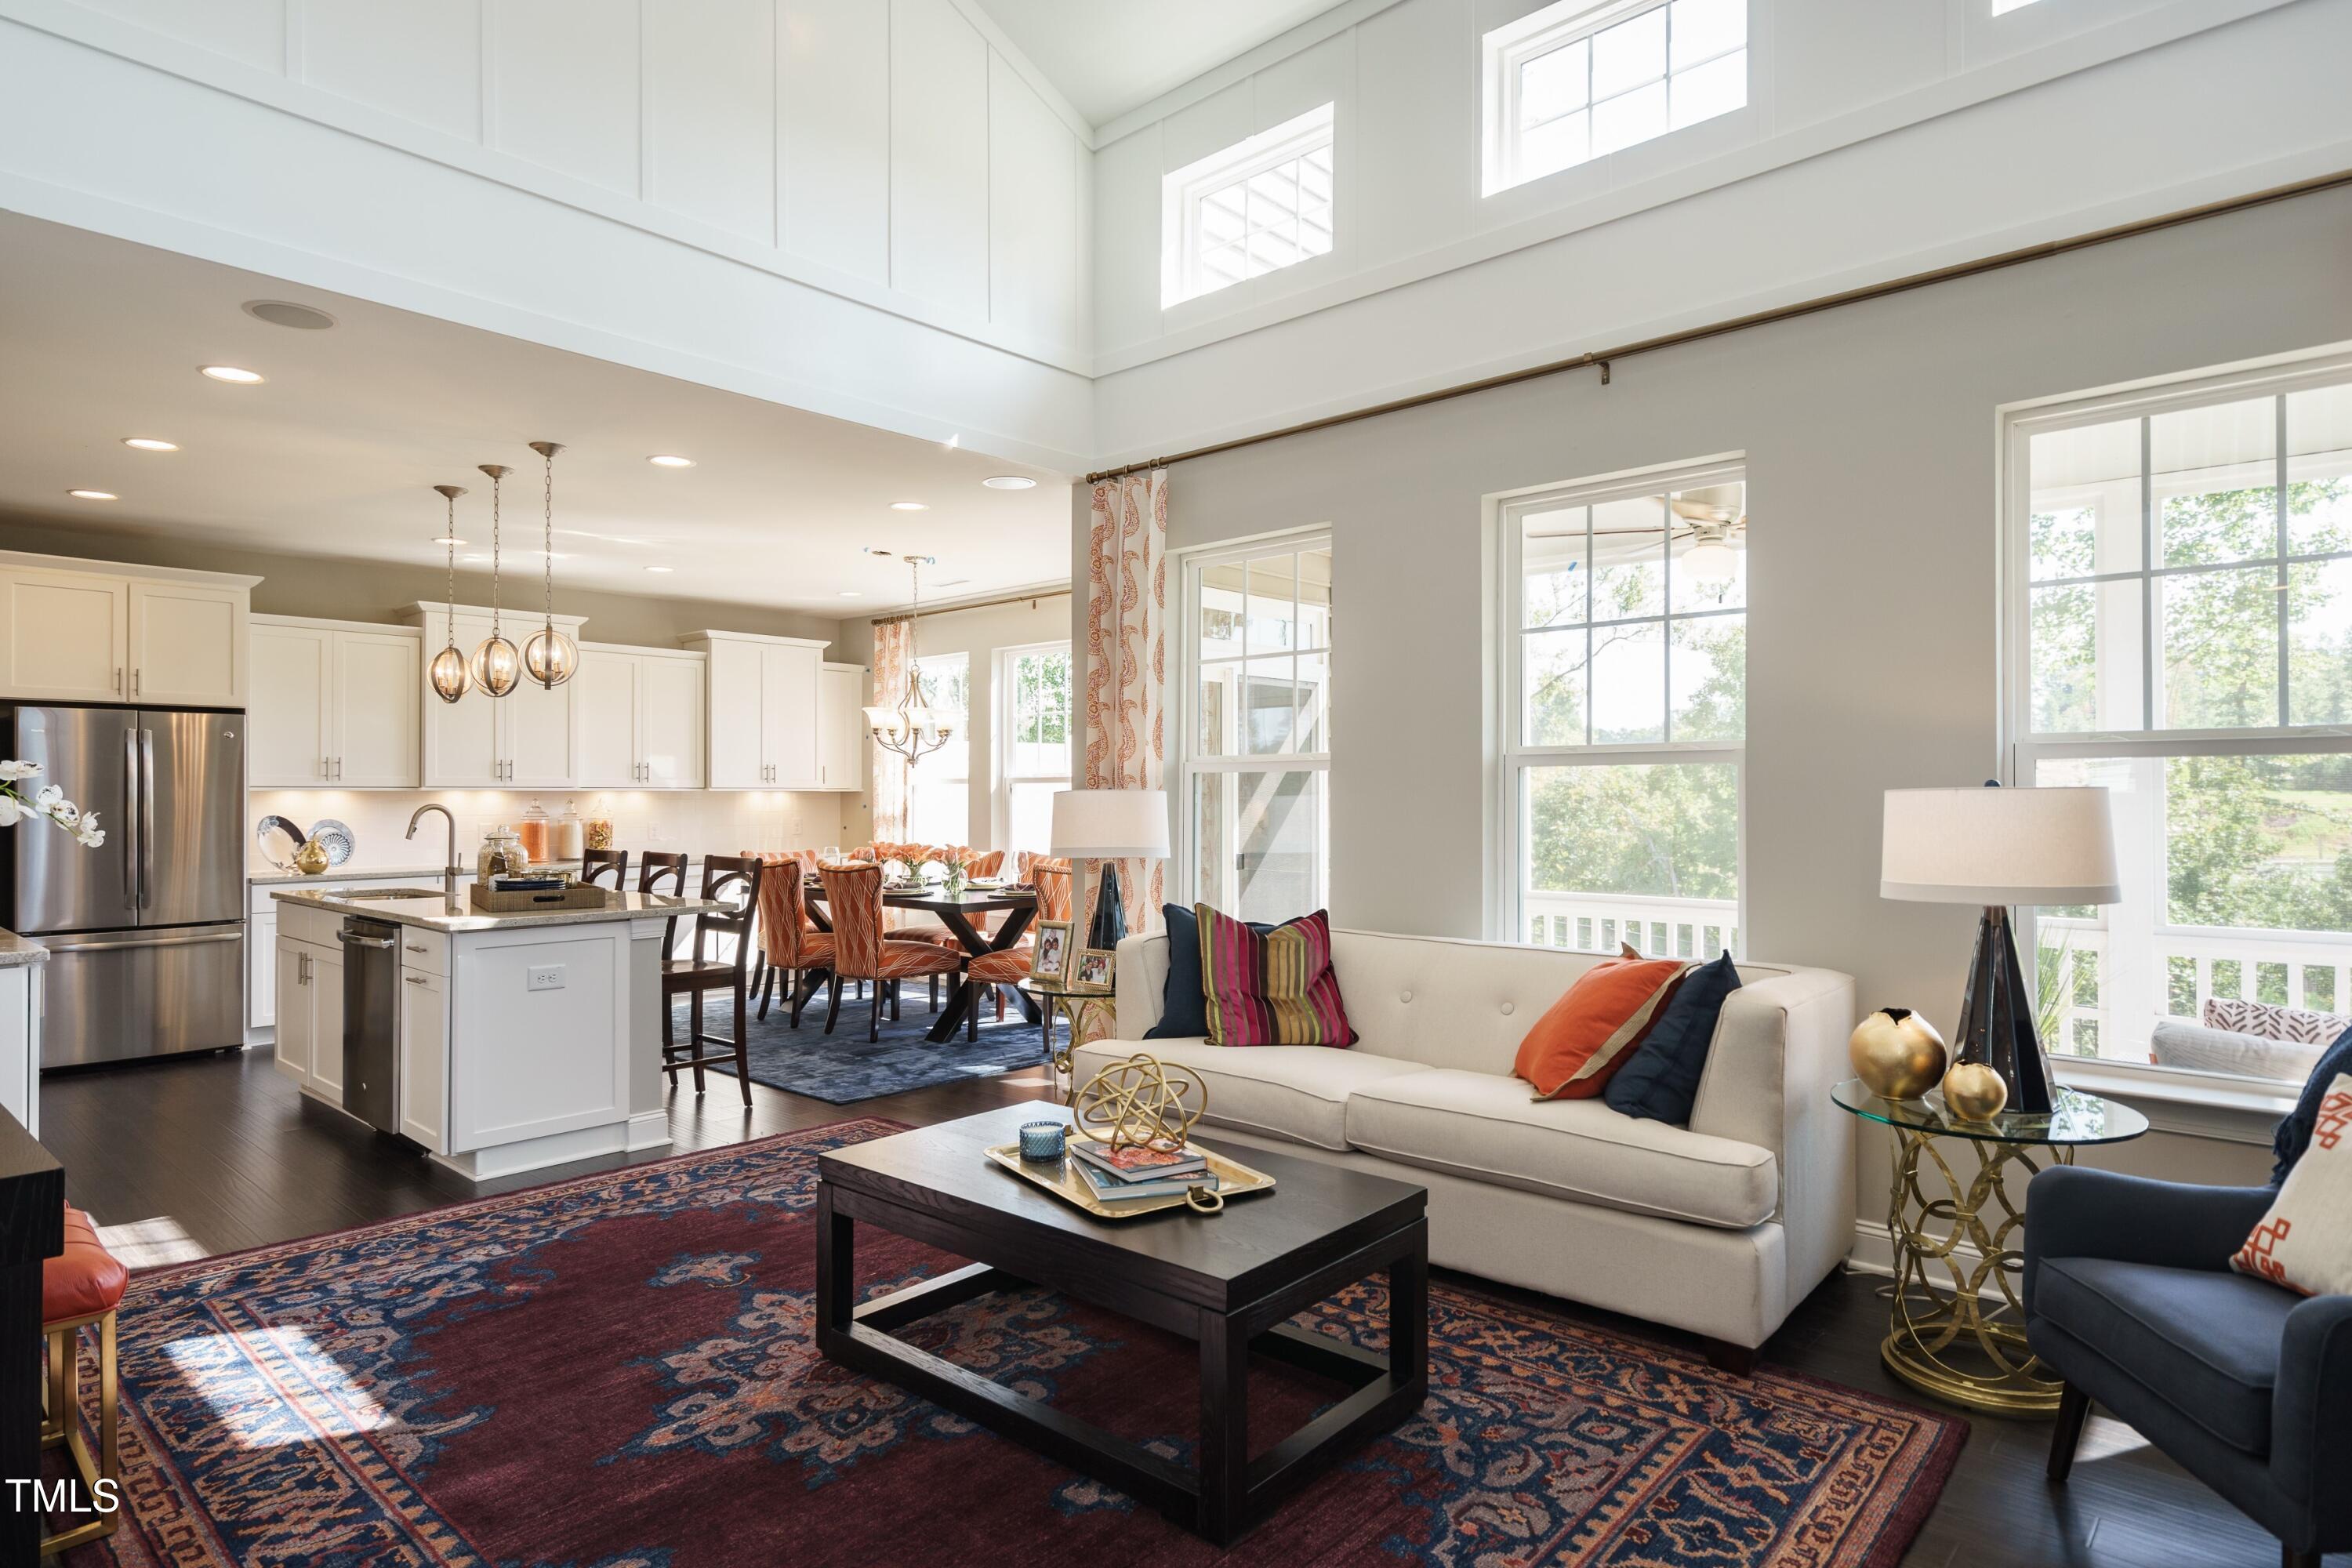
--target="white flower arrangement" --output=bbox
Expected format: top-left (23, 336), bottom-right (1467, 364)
top-left (0, 761), bottom-right (103, 847)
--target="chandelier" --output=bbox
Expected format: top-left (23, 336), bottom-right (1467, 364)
top-left (862, 554), bottom-right (959, 764)
top-left (428, 484), bottom-right (470, 702)
top-left (521, 440), bottom-right (579, 688)
top-left (469, 463), bottom-right (521, 697)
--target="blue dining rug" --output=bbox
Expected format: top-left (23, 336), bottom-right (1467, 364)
top-left (667, 986), bottom-right (1051, 1104)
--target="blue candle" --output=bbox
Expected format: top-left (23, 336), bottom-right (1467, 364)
top-left (1018, 1120), bottom-right (1066, 1161)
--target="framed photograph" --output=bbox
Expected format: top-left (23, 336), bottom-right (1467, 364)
top-left (1031, 920), bottom-right (1073, 982)
top-left (1075, 948), bottom-right (1114, 990)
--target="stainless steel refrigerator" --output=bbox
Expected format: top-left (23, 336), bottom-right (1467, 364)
top-left (5, 706), bottom-right (245, 1067)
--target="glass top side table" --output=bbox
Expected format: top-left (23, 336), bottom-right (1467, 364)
top-left (1019, 977), bottom-right (1116, 1103)
top-left (1831, 1078), bottom-right (2150, 1415)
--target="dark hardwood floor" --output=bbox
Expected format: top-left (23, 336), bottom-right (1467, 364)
top-left (38, 1046), bottom-right (2328, 1567)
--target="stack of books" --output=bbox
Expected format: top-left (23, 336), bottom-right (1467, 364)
top-left (1069, 1139), bottom-right (1218, 1204)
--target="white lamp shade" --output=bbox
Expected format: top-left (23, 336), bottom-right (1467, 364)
top-left (1050, 788), bottom-right (1171, 858)
top-left (1881, 786), bottom-right (2121, 905)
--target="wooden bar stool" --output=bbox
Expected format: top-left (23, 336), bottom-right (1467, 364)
top-left (41, 1204), bottom-right (125, 1555)
top-left (579, 846), bottom-right (630, 890)
top-left (639, 849), bottom-right (688, 958)
top-left (661, 855), bottom-right (763, 1105)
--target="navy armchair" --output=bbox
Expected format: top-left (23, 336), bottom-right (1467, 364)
top-left (2024, 1166), bottom-right (2352, 1568)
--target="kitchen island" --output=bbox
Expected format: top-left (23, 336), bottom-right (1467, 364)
top-left (270, 886), bottom-right (720, 1179)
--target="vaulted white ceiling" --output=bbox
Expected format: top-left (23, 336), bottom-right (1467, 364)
top-left (0, 214), bottom-right (1070, 614)
top-left (974, 0), bottom-right (1356, 128)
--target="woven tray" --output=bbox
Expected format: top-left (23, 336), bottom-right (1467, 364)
top-left (982, 1142), bottom-right (1275, 1219)
top-left (468, 881), bottom-right (615, 913)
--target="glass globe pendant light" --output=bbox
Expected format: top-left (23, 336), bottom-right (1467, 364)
top-left (469, 463), bottom-right (522, 698)
top-left (428, 483), bottom-right (471, 702)
top-left (521, 440), bottom-right (579, 688)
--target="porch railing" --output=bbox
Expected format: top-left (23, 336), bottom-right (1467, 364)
top-left (2038, 916), bottom-right (2352, 1062)
top-left (1523, 891), bottom-right (1738, 960)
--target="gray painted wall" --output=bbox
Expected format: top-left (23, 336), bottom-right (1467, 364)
top-left (1071, 185), bottom-right (2352, 1195)
top-left (0, 516), bottom-right (849, 653)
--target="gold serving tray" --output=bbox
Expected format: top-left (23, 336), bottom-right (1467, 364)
top-left (983, 1142), bottom-right (1276, 1219)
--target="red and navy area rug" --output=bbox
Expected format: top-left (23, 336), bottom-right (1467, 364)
top-left (64, 1120), bottom-right (1963, 1566)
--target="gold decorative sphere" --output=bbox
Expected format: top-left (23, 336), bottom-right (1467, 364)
top-left (1849, 1007), bottom-right (1948, 1100)
top-left (292, 838), bottom-right (331, 876)
top-left (470, 633), bottom-right (522, 698)
top-left (428, 644), bottom-right (471, 703)
top-left (522, 625), bottom-right (579, 688)
top-left (1074, 1052), bottom-right (1206, 1152)
top-left (1943, 1061), bottom-right (2009, 1122)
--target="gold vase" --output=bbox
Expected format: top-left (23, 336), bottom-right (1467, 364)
top-left (1943, 1061), bottom-right (2009, 1121)
top-left (1848, 1007), bottom-right (1947, 1100)
top-left (292, 838), bottom-right (331, 876)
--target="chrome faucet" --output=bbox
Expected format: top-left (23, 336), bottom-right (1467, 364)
top-left (405, 803), bottom-right (463, 902)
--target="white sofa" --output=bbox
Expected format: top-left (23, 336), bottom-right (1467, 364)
top-left (1076, 928), bottom-right (1857, 1358)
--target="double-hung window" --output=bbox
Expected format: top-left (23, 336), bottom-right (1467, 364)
top-left (1499, 459), bottom-right (1746, 957)
top-left (1482, 0), bottom-right (1747, 195)
top-left (1179, 535), bottom-right (1333, 921)
top-left (1161, 104), bottom-right (1335, 309)
top-left (906, 652), bottom-right (971, 846)
top-left (2009, 352), bottom-right (2352, 1085)
top-left (996, 641), bottom-right (1072, 861)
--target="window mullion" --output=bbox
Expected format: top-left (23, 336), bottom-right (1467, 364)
top-left (2276, 392), bottom-right (2291, 728)
top-left (2141, 415), bottom-right (2156, 731)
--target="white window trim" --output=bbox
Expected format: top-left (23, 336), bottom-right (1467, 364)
top-left (992, 638), bottom-right (1073, 855)
top-left (1172, 528), bottom-right (1334, 913)
top-left (1480, 0), bottom-right (1747, 197)
top-left (1160, 102), bottom-right (1335, 310)
top-left (910, 651), bottom-right (971, 845)
top-left (2002, 343), bottom-right (2352, 1101)
top-left (1491, 454), bottom-right (1748, 949)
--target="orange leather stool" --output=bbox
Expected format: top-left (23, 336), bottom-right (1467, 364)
top-left (42, 1205), bottom-right (125, 1554)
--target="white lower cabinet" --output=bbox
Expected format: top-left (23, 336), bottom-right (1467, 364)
top-left (249, 909), bottom-right (278, 1031)
top-left (310, 941), bottom-right (346, 1098)
top-left (399, 965), bottom-right (448, 1150)
top-left (273, 933), bottom-right (314, 1082)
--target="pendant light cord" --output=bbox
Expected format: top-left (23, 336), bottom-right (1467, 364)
top-left (445, 492), bottom-right (459, 648)
top-left (543, 446), bottom-right (555, 633)
top-left (488, 470), bottom-right (502, 641)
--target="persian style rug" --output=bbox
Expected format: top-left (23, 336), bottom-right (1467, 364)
top-left (675, 992), bottom-right (1050, 1103)
top-left (65, 1121), bottom-right (1964, 1567)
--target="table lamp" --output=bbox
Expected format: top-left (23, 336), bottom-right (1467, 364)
top-left (1880, 782), bottom-right (2118, 1115)
top-left (1050, 788), bottom-right (1171, 949)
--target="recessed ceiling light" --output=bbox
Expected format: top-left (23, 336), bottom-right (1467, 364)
top-left (431, 535), bottom-right (466, 546)
top-left (981, 475), bottom-right (1036, 490)
top-left (646, 454), bottom-right (695, 469)
top-left (839, 591), bottom-right (862, 597)
top-left (889, 501), bottom-right (927, 511)
top-left (199, 365), bottom-right (263, 383)
top-left (644, 565), bottom-right (673, 573)
top-left (122, 437), bottom-right (180, 452)
top-left (241, 299), bottom-right (336, 331)
top-left (461, 553), bottom-right (489, 562)
top-left (67, 489), bottom-right (117, 501)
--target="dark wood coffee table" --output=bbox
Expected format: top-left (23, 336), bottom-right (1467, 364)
top-left (815, 1101), bottom-right (1429, 1545)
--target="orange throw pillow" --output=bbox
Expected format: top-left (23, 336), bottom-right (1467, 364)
top-left (1514, 950), bottom-right (1693, 1100)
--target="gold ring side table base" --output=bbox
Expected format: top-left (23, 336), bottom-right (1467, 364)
top-left (1833, 1077), bottom-right (2151, 1417)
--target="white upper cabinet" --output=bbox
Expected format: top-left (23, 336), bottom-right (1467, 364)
top-left (818, 663), bottom-right (866, 792)
top-left (577, 644), bottom-right (706, 789)
top-left (405, 604), bottom-right (586, 789)
top-left (688, 631), bottom-right (829, 789)
top-left (0, 555), bottom-right (254, 705)
top-left (249, 617), bottom-right (420, 787)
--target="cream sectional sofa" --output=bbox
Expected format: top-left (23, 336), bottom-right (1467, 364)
top-left (1075, 928), bottom-right (1857, 1359)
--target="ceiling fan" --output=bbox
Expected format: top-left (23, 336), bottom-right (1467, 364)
top-left (1670, 498), bottom-right (1746, 583)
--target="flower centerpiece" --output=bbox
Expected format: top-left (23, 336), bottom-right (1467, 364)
top-left (0, 760), bottom-right (103, 847)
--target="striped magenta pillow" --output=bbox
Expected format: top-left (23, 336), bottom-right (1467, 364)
top-left (1195, 906), bottom-right (1356, 1047)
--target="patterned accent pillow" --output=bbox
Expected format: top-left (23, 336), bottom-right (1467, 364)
top-left (2204, 996), bottom-right (2352, 1045)
top-left (2234, 1073), bottom-right (2352, 1296)
top-left (1194, 906), bottom-right (1356, 1047)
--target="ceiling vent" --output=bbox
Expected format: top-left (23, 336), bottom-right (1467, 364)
top-left (241, 299), bottom-right (337, 330)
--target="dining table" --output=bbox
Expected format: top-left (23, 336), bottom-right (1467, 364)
top-left (803, 880), bottom-right (1043, 1043)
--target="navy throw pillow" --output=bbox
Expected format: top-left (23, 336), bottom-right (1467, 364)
top-left (2271, 1024), bottom-right (2352, 1183)
top-left (1147, 903), bottom-right (1269, 1039)
top-left (1604, 953), bottom-right (1743, 1126)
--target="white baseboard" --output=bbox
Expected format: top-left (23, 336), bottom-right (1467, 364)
top-left (625, 1109), bottom-right (672, 1152)
top-left (1846, 1218), bottom-right (2006, 1302)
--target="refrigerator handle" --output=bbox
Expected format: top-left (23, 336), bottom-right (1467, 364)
top-left (122, 725), bottom-right (140, 911)
top-left (139, 728), bottom-right (156, 911)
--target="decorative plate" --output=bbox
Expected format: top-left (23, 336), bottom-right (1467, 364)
top-left (307, 818), bottom-right (355, 867)
top-left (254, 815), bottom-right (305, 870)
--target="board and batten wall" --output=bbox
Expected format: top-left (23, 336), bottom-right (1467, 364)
top-left (0, 0), bottom-right (1095, 467)
top-left (1071, 184), bottom-right (2352, 1206)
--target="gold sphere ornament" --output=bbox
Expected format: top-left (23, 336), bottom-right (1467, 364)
top-left (1943, 1060), bottom-right (2009, 1122)
top-left (292, 838), bottom-right (331, 876)
top-left (1073, 1052), bottom-right (1206, 1153)
top-left (1849, 1007), bottom-right (1948, 1100)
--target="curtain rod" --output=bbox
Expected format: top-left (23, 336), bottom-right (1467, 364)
top-left (871, 585), bottom-right (1073, 626)
top-left (1083, 167), bottom-right (2352, 485)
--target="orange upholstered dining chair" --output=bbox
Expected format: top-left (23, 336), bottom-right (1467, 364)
top-left (818, 861), bottom-right (963, 1041)
top-left (963, 863), bottom-right (1073, 1040)
top-left (747, 852), bottom-right (833, 1026)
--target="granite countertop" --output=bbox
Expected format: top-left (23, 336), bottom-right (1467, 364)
top-left (249, 856), bottom-right (707, 886)
top-left (270, 887), bottom-right (723, 934)
top-left (0, 931), bottom-right (49, 968)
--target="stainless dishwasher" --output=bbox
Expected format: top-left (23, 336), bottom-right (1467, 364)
top-left (338, 916), bottom-right (402, 1133)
